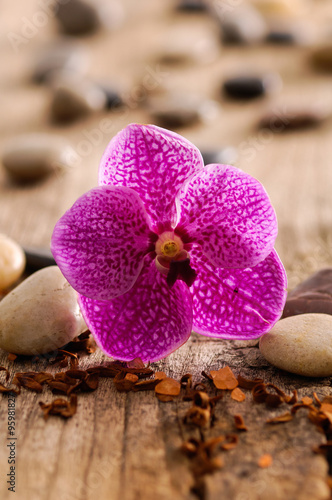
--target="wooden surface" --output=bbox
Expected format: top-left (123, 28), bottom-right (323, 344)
top-left (1, 1), bottom-right (332, 499)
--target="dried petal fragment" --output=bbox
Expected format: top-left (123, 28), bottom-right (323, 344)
top-left (193, 456), bottom-right (224, 476)
top-left (39, 395), bottom-right (77, 420)
top-left (0, 382), bottom-right (20, 395)
top-left (185, 406), bottom-right (211, 427)
top-left (302, 396), bottom-right (313, 405)
top-left (194, 391), bottom-right (210, 409)
top-left (34, 372), bottom-right (54, 384)
top-left (234, 414), bottom-right (248, 431)
top-left (13, 374), bottom-right (43, 393)
top-left (155, 378), bottom-right (181, 397)
top-left (66, 370), bottom-right (87, 380)
top-left (210, 366), bottom-right (238, 390)
top-left (132, 378), bottom-right (160, 392)
top-left (180, 373), bottom-right (193, 390)
top-left (220, 434), bottom-right (239, 450)
top-left (47, 380), bottom-right (71, 395)
top-left (313, 392), bottom-right (322, 407)
top-left (155, 371), bottom-right (167, 380)
top-left (126, 358), bottom-right (145, 369)
top-left (266, 412), bottom-right (293, 424)
top-left (237, 374), bottom-right (263, 389)
top-left (231, 388), bottom-right (246, 402)
top-left (114, 372), bottom-right (139, 392)
top-left (0, 367), bottom-right (10, 381)
top-left (258, 454), bottom-right (273, 468)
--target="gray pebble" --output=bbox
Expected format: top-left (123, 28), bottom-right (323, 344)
top-left (2, 134), bottom-right (76, 182)
top-left (32, 43), bottom-right (88, 84)
top-left (259, 314), bottom-right (332, 377)
top-left (149, 94), bottom-right (218, 128)
top-left (0, 267), bottom-right (87, 355)
top-left (215, 5), bottom-right (268, 45)
top-left (50, 75), bottom-right (107, 123)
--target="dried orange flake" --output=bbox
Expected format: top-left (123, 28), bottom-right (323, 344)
top-left (210, 366), bottom-right (238, 390)
top-left (231, 387), bottom-right (246, 402)
top-left (258, 454), bottom-right (273, 468)
top-left (155, 378), bottom-right (181, 397)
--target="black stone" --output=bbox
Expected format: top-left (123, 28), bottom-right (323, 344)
top-left (24, 247), bottom-right (56, 272)
top-left (266, 31), bottom-right (296, 45)
top-left (282, 269), bottom-right (332, 318)
top-left (223, 77), bottom-right (266, 100)
top-left (101, 88), bottom-right (124, 110)
top-left (176, 0), bottom-right (208, 12)
top-left (201, 148), bottom-right (237, 166)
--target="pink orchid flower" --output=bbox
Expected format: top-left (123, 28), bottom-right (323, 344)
top-left (51, 124), bottom-right (287, 362)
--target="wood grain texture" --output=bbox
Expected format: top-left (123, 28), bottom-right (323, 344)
top-left (1, 0), bottom-right (332, 499)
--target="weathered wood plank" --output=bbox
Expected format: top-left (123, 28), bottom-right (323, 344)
top-left (0, 337), bottom-right (331, 500)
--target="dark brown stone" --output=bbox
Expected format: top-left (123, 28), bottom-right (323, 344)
top-left (56, 0), bottom-right (100, 36)
top-left (282, 269), bottom-right (332, 318)
top-left (259, 110), bottom-right (326, 131)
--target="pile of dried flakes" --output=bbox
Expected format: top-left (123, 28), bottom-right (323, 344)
top-left (1, 332), bottom-right (332, 486)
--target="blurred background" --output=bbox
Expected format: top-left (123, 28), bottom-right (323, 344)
top-left (1, 0), bottom-right (332, 289)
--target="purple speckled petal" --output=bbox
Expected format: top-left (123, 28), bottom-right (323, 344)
top-left (99, 123), bottom-right (203, 230)
top-left (176, 164), bottom-right (277, 269)
top-left (190, 247), bottom-right (287, 339)
top-left (51, 185), bottom-right (152, 301)
top-left (78, 256), bottom-right (193, 362)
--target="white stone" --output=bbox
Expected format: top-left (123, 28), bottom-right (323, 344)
top-left (2, 134), bottom-right (76, 182)
top-left (0, 234), bottom-right (26, 290)
top-left (0, 266), bottom-right (87, 355)
top-left (259, 314), bottom-right (332, 377)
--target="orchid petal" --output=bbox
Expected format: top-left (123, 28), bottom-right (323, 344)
top-left (78, 256), bottom-right (193, 362)
top-left (190, 247), bottom-right (287, 339)
top-left (176, 164), bottom-right (277, 268)
top-left (99, 123), bottom-right (203, 229)
top-left (51, 185), bottom-right (152, 301)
